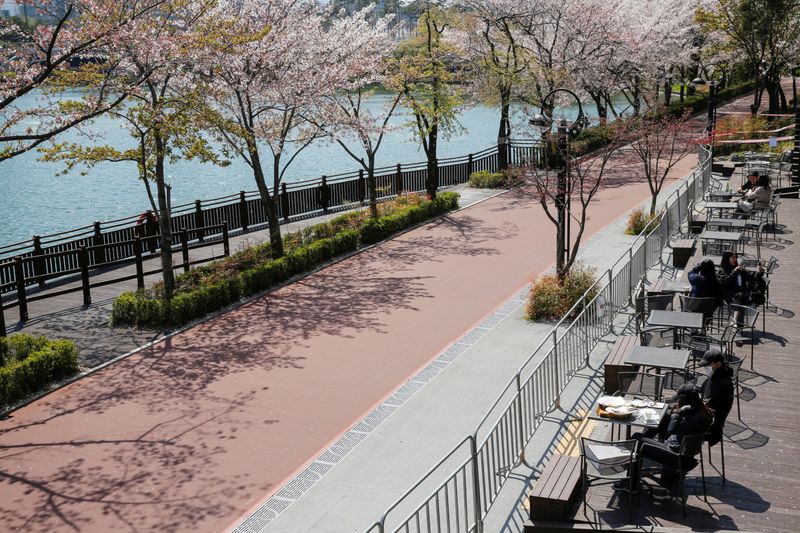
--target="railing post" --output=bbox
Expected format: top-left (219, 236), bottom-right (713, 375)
top-left (32, 235), bottom-right (45, 287)
top-left (0, 298), bottom-right (6, 337)
top-left (358, 169), bottom-right (366, 203)
top-left (552, 330), bottom-right (561, 409)
top-left (93, 221), bottom-right (105, 265)
top-left (239, 191), bottom-right (249, 231)
top-left (134, 237), bottom-right (144, 290)
top-left (467, 153), bottom-right (474, 179)
top-left (79, 245), bottom-right (91, 305)
top-left (195, 200), bottom-right (205, 242)
top-left (317, 175), bottom-right (330, 213)
top-left (222, 221), bottom-right (230, 257)
top-left (14, 257), bottom-right (28, 322)
top-left (281, 183), bottom-right (290, 222)
top-left (469, 435), bottom-right (483, 533)
top-left (607, 269), bottom-right (615, 335)
top-left (181, 228), bottom-right (190, 273)
top-left (514, 373), bottom-right (527, 461)
top-left (395, 164), bottom-right (403, 195)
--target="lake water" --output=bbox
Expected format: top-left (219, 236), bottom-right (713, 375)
top-left (0, 92), bottom-right (621, 246)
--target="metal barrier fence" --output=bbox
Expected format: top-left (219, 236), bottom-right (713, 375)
top-left (0, 142), bottom-right (542, 294)
top-left (362, 145), bottom-right (712, 533)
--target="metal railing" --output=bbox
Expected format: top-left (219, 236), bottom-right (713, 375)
top-left (0, 142), bottom-right (543, 294)
top-left (362, 145), bottom-right (711, 533)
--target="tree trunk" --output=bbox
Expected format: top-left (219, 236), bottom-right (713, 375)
top-left (426, 125), bottom-right (438, 198)
top-left (632, 76), bottom-right (641, 116)
top-left (248, 139), bottom-right (283, 258)
top-left (664, 80), bottom-right (672, 106)
top-left (589, 91), bottom-right (607, 124)
top-left (154, 131), bottom-right (174, 306)
top-left (498, 88), bottom-right (511, 170)
top-left (367, 152), bottom-right (378, 218)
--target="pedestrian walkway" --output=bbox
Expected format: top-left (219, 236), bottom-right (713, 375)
top-left (0, 186), bottom-right (498, 368)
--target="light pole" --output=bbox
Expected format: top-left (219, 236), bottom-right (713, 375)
top-left (792, 65), bottom-right (799, 185)
top-left (529, 89), bottom-right (587, 278)
top-left (692, 77), bottom-right (718, 167)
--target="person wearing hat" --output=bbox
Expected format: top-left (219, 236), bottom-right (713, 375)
top-left (698, 347), bottom-right (734, 446)
top-left (737, 170), bottom-right (759, 194)
top-left (630, 383), bottom-right (713, 487)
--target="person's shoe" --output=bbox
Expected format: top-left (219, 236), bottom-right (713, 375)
top-left (612, 480), bottom-right (636, 493)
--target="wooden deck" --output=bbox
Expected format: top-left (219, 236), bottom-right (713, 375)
top-left (568, 197), bottom-right (800, 532)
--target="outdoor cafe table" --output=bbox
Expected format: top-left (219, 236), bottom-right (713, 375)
top-left (588, 400), bottom-right (669, 438)
top-left (706, 217), bottom-right (747, 231)
top-left (704, 201), bottom-right (739, 218)
top-left (647, 278), bottom-right (690, 295)
top-left (646, 310), bottom-right (704, 346)
top-left (699, 229), bottom-right (743, 254)
top-left (707, 190), bottom-right (735, 201)
top-left (624, 346), bottom-right (690, 372)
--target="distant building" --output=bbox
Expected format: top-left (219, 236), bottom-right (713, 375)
top-left (1, 1), bottom-right (24, 18)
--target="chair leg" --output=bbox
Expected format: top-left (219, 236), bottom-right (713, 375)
top-left (736, 377), bottom-right (742, 421)
top-left (700, 453), bottom-right (707, 501)
top-left (720, 438), bottom-right (726, 486)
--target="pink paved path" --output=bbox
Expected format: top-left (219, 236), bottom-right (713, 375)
top-left (0, 144), bottom-right (701, 530)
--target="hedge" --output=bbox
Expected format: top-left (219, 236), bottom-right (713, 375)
top-left (0, 335), bottom-right (80, 408)
top-left (112, 192), bottom-right (460, 328)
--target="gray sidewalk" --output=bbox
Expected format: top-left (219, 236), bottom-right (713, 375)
top-left (234, 174), bottom-right (690, 533)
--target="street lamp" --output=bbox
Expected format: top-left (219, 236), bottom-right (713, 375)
top-left (529, 89), bottom-right (588, 277)
top-left (792, 65), bottom-right (799, 186)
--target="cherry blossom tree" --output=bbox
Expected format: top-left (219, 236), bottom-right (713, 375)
top-left (520, 120), bottom-right (627, 279)
top-left (205, 0), bottom-right (385, 257)
top-left (622, 108), bottom-right (697, 215)
top-left (388, 2), bottom-right (467, 198)
top-left (462, 0), bottom-right (531, 167)
top-left (312, 8), bottom-right (400, 218)
top-left (0, 0), bottom-right (169, 160)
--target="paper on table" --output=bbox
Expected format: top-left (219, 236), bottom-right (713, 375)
top-left (639, 408), bottom-right (661, 424)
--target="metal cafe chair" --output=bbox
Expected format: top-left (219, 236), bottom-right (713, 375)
top-left (729, 304), bottom-right (759, 369)
top-left (639, 432), bottom-right (707, 516)
top-left (581, 437), bottom-right (638, 521)
top-left (634, 293), bottom-right (675, 346)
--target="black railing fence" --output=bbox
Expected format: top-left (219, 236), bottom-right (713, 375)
top-left (0, 141), bottom-right (542, 296)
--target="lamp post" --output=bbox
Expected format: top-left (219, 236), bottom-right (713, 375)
top-left (692, 76), bottom-right (718, 167)
top-left (792, 65), bottom-right (799, 186)
top-left (529, 89), bottom-right (587, 278)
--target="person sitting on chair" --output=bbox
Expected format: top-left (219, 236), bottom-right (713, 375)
top-left (687, 259), bottom-right (723, 321)
top-left (697, 348), bottom-right (734, 447)
top-left (735, 174), bottom-right (771, 217)
top-left (737, 170), bottom-right (759, 194)
top-left (631, 383), bottom-right (713, 487)
top-left (718, 251), bottom-right (766, 308)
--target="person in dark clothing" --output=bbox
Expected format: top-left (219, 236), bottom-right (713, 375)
top-left (631, 384), bottom-right (713, 487)
top-left (737, 170), bottom-right (759, 194)
top-left (697, 348), bottom-right (734, 446)
top-left (687, 259), bottom-right (723, 321)
top-left (718, 251), bottom-right (766, 307)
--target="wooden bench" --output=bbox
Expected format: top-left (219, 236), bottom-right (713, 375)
top-left (604, 335), bottom-right (640, 394)
top-left (529, 454), bottom-right (582, 521)
top-left (671, 238), bottom-right (695, 268)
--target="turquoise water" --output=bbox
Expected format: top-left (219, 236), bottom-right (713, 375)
top-left (0, 92), bottom-right (617, 246)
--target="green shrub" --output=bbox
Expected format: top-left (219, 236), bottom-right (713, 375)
top-left (625, 208), bottom-right (658, 235)
top-left (0, 336), bottom-right (80, 408)
top-left (526, 264), bottom-right (598, 321)
top-left (469, 170), bottom-right (505, 188)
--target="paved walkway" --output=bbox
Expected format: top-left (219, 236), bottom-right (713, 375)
top-left (0, 86), bottom-right (771, 532)
top-left (0, 187), bottom-right (497, 368)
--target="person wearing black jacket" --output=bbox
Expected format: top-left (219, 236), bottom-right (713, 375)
top-left (698, 348), bottom-right (734, 446)
top-left (631, 384), bottom-right (713, 487)
top-left (687, 259), bottom-right (724, 321)
top-left (718, 251), bottom-right (766, 307)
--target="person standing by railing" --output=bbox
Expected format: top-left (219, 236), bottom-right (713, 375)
top-left (136, 210), bottom-right (159, 254)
